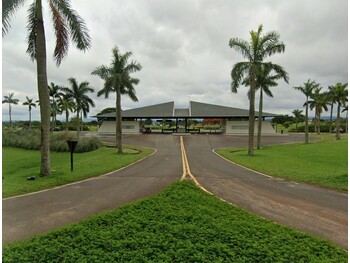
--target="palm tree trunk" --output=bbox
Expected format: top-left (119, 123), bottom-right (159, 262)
top-left (329, 102), bottom-right (333, 133)
top-left (76, 109), bottom-right (80, 138)
top-left (29, 109), bottom-right (32, 129)
top-left (257, 87), bottom-right (263, 149)
top-left (305, 97), bottom-right (309, 144)
top-left (248, 76), bottom-right (256, 156)
top-left (9, 103), bottom-right (12, 128)
top-left (36, 0), bottom-right (51, 176)
top-left (336, 102), bottom-right (341, 140)
top-left (65, 110), bottom-right (69, 131)
top-left (116, 89), bottom-right (123, 154)
top-left (317, 111), bottom-right (321, 134)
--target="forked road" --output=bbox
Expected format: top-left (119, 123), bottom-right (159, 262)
top-left (3, 134), bottom-right (348, 249)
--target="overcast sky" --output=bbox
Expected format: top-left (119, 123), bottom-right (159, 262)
top-left (2, 0), bottom-right (348, 121)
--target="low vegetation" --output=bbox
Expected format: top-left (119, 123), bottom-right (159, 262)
top-left (3, 130), bottom-right (101, 153)
top-left (216, 135), bottom-right (347, 191)
top-left (3, 146), bottom-right (153, 198)
top-left (3, 181), bottom-right (346, 262)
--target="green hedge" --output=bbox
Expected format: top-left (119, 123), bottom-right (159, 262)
top-left (289, 123), bottom-right (346, 133)
top-left (2, 130), bottom-right (102, 153)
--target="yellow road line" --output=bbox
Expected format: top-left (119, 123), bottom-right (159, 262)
top-left (179, 136), bottom-right (212, 195)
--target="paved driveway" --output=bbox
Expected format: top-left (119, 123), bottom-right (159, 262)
top-left (3, 134), bottom-right (348, 249)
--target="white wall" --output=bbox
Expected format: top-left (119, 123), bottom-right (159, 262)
top-left (98, 121), bottom-right (140, 134)
top-left (225, 120), bottom-right (275, 134)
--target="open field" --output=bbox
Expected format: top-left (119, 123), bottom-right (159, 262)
top-left (216, 135), bottom-right (348, 191)
top-left (2, 145), bottom-right (154, 198)
top-left (2, 181), bottom-right (346, 262)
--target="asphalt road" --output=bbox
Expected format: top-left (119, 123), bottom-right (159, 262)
top-left (182, 134), bottom-right (348, 249)
top-left (3, 135), bottom-right (181, 243)
top-left (3, 134), bottom-right (348, 249)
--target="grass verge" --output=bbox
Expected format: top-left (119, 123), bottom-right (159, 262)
top-left (216, 135), bottom-right (347, 191)
top-left (2, 146), bottom-right (154, 198)
top-left (2, 181), bottom-right (346, 262)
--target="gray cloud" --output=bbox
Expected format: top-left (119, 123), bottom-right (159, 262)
top-left (2, 0), bottom-right (348, 121)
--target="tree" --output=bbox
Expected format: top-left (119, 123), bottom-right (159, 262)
top-left (22, 96), bottom-right (37, 128)
top-left (3, 0), bottom-right (91, 176)
top-left (58, 93), bottom-right (75, 131)
top-left (327, 85), bottom-right (336, 133)
top-left (92, 46), bottom-right (142, 154)
top-left (332, 82), bottom-right (348, 140)
top-left (245, 65), bottom-right (288, 149)
top-left (2, 93), bottom-right (19, 128)
top-left (229, 24), bottom-right (286, 155)
top-left (48, 82), bottom-right (63, 131)
top-left (64, 78), bottom-right (95, 137)
top-left (292, 109), bottom-right (303, 132)
top-left (309, 89), bottom-right (328, 134)
top-left (294, 79), bottom-right (320, 144)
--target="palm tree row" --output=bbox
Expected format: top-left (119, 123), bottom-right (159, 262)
top-left (294, 80), bottom-right (348, 142)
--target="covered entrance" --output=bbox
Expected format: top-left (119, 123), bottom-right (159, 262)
top-left (96, 101), bottom-right (277, 135)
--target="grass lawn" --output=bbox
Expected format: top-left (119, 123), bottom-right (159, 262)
top-left (2, 181), bottom-right (346, 262)
top-left (2, 145), bottom-right (154, 198)
top-left (216, 135), bottom-right (348, 191)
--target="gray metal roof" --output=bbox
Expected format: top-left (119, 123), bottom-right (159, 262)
top-left (97, 101), bottom-right (278, 119)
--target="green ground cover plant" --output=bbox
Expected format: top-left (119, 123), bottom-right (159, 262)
top-left (2, 146), bottom-right (153, 198)
top-left (3, 181), bottom-right (346, 262)
top-left (216, 135), bottom-right (347, 191)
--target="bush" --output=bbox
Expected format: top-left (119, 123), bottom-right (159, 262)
top-left (2, 130), bottom-right (102, 153)
top-left (289, 123), bottom-right (346, 133)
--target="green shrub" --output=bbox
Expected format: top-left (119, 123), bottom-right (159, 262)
top-left (2, 130), bottom-right (101, 153)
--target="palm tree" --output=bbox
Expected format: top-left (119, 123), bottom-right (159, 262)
top-left (48, 82), bottom-right (63, 131)
top-left (22, 96), bottom-right (37, 128)
top-left (2, 93), bottom-right (19, 128)
top-left (309, 90), bottom-right (328, 134)
top-left (294, 79), bottom-right (320, 144)
top-left (327, 85), bottom-right (336, 133)
top-left (252, 65), bottom-right (288, 149)
top-left (342, 105), bottom-right (348, 133)
top-left (3, 0), bottom-right (91, 176)
top-left (292, 109), bottom-right (303, 133)
top-left (58, 93), bottom-right (75, 131)
top-left (92, 46), bottom-right (142, 154)
top-left (333, 82), bottom-right (348, 140)
top-left (229, 24), bottom-right (286, 156)
top-left (64, 77), bottom-right (95, 137)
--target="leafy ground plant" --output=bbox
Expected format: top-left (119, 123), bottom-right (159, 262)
top-left (2, 181), bottom-right (347, 262)
top-left (216, 135), bottom-right (348, 191)
top-left (2, 146), bottom-right (153, 198)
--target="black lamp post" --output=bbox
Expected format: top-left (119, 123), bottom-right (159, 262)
top-left (67, 140), bottom-right (78, 172)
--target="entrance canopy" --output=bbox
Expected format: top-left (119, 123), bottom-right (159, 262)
top-left (97, 101), bottom-right (278, 119)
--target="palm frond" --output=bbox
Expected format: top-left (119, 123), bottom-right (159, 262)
top-left (229, 38), bottom-right (251, 60)
top-left (26, 1), bottom-right (38, 61)
top-left (51, 0), bottom-right (91, 51)
top-left (2, 0), bottom-right (26, 36)
top-left (49, 1), bottom-right (69, 66)
top-left (230, 62), bottom-right (251, 93)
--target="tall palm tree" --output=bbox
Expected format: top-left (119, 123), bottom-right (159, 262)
top-left (327, 85), bottom-right (336, 133)
top-left (333, 82), bottom-right (348, 140)
top-left (292, 109), bottom-right (303, 133)
top-left (252, 65), bottom-right (288, 149)
top-left (294, 79), bottom-right (320, 144)
top-left (229, 24), bottom-right (287, 156)
top-left (2, 93), bottom-right (19, 128)
top-left (64, 77), bottom-right (95, 137)
top-left (22, 96), bottom-right (37, 128)
top-left (92, 46), bottom-right (142, 154)
top-left (309, 90), bottom-right (328, 134)
top-left (58, 93), bottom-right (75, 131)
top-left (48, 82), bottom-right (63, 131)
top-left (342, 105), bottom-right (348, 133)
top-left (3, 0), bottom-right (91, 176)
